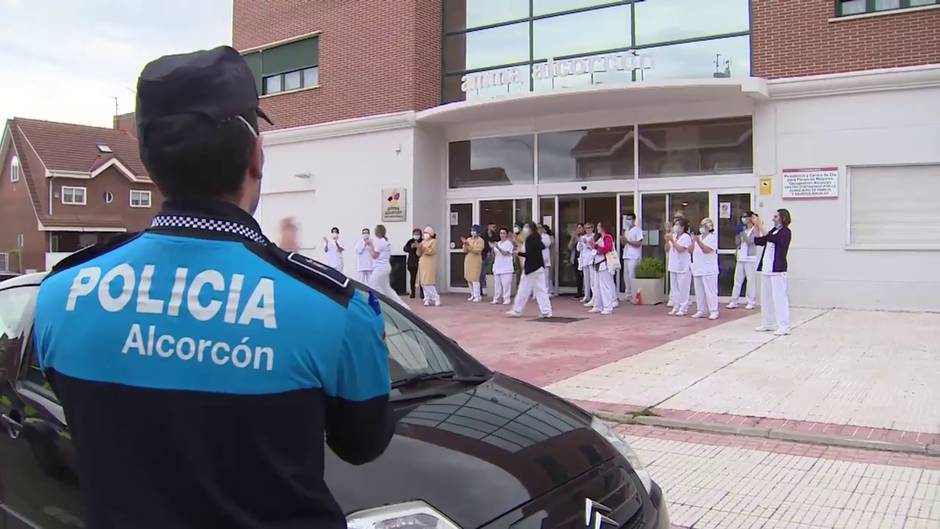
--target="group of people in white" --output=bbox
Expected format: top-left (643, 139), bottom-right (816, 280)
top-left (279, 206), bottom-right (793, 335)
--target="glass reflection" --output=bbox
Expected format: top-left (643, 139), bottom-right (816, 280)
top-left (641, 35), bottom-right (750, 80)
top-left (538, 127), bottom-right (635, 182)
top-left (635, 0), bottom-right (749, 45)
top-left (445, 22), bottom-right (529, 73)
top-left (638, 117), bottom-right (753, 178)
top-left (449, 136), bottom-right (535, 188)
top-left (533, 4), bottom-right (631, 60)
top-left (445, 0), bottom-right (529, 32)
top-left (533, 0), bottom-right (621, 16)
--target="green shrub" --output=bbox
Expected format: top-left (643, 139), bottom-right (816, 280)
top-left (635, 257), bottom-right (665, 279)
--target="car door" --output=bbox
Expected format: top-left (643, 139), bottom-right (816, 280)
top-left (0, 283), bottom-right (84, 529)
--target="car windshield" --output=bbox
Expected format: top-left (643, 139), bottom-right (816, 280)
top-left (368, 293), bottom-right (458, 384)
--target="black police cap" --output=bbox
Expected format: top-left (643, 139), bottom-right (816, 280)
top-left (136, 45), bottom-right (272, 142)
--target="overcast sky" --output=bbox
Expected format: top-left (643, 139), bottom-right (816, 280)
top-left (0, 0), bottom-right (232, 128)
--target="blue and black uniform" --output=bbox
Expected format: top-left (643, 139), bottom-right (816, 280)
top-left (34, 199), bottom-right (393, 528)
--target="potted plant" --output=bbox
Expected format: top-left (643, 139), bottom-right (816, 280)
top-left (634, 256), bottom-right (666, 305)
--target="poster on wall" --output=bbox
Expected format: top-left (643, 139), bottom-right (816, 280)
top-left (782, 167), bottom-right (839, 199)
top-left (450, 211), bottom-right (459, 226)
top-left (719, 202), bottom-right (732, 219)
top-left (381, 188), bottom-right (407, 222)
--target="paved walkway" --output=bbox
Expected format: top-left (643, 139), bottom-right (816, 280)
top-left (619, 425), bottom-right (940, 529)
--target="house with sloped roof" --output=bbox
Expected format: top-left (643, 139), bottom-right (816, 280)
top-left (0, 116), bottom-right (161, 273)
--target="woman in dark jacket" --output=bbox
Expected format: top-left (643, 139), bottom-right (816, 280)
top-left (506, 222), bottom-right (552, 319)
top-left (403, 228), bottom-right (422, 299)
top-left (754, 209), bottom-right (792, 336)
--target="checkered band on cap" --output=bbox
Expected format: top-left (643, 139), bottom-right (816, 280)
top-left (151, 215), bottom-right (268, 245)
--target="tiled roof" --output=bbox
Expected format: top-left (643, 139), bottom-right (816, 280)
top-left (13, 117), bottom-right (146, 176)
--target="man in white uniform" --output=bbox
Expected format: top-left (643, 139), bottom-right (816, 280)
top-left (323, 226), bottom-right (345, 272)
top-left (579, 222), bottom-right (597, 305)
top-left (354, 227), bottom-right (374, 284)
top-left (621, 213), bottom-right (643, 304)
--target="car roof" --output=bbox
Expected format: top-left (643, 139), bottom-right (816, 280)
top-left (0, 271), bottom-right (46, 288)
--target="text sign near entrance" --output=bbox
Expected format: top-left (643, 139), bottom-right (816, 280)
top-left (381, 188), bottom-right (407, 222)
top-left (461, 51), bottom-right (654, 93)
top-left (782, 167), bottom-right (839, 199)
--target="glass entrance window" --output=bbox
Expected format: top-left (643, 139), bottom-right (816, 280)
top-left (635, 0), bottom-right (749, 46)
top-left (538, 127), bottom-right (635, 182)
top-left (449, 135), bottom-right (535, 188)
top-left (533, 4), bottom-right (632, 60)
top-left (480, 199), bottom-right (514, 230)
top-left (444, 0), bottom-right (529, 32)
top-left (639, 34), bottom-right (751, 81)
top-left (716, 193), bottom-right (752, 296)
top-left (638, 117), bottom-right (753, 178)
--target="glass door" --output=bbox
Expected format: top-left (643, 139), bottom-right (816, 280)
top-left (617, 193), bottom-right (636, 294)
top-left (714, 191), bottom-right (753, 296)
top-left (557, 196), bottom-right (581, 292)
top-left (448, 202), bottom-right (474, 290)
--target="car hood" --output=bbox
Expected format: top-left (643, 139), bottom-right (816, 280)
top-left (325, 373), bottom-right (619, 528)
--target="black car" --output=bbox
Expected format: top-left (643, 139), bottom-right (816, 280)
top-left (0, 273), bottom-right (668, 529)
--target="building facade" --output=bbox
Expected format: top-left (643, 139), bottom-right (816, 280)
top-left (234, 0), bottom-right (940, 311)
top-left (0, 118), bottom-right (161, 273)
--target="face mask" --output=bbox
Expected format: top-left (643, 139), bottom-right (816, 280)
top-left (422, 233), bottom-right (431, 240)
top-left (331, 233), bottom-right (339, 239)
top-left (672, 225), bottom-right (680, 235)
top-left (513, 226), bottom-right (521, 234)
top-left (625, 220), bottom-right (634, 228)
top-left (522, 227), bottom-right (531, 236)
top-left (699, 227), bottom-right (708, 235)
top-left (362, 233), bottom-right (370, 240)
top-left (741, 217), bottom-right (748, 224)
top-left (413, 233), bottom-right (421, 239)
top-left (470, 231), bottom-right (478, 237)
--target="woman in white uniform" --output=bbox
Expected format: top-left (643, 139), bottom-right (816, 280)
top-left (589, 221), bottom-right (617, 315)
top-left (323, 227), bottom-right (345, 272)
top-left (728, 211), bottom-right (759, 309)
top-left (539, 224), bottom-right (554, 297)
top-left (367, 224), bottom-right (407, 307)
top-left (665, 217), bottom-right (693, 316)
top-left (621, 212), bottom-right (643, 304)
top-left (354, 227), bottom-right (374, 284)
top-left (691, 218), bottom-right (720, 320)
top-left (491, 227), bottom-right (515, 305)
top-left (579, 222), bottom-right (597, 306)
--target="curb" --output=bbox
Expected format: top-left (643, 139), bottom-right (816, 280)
top-left (600, 413), bottom-right (938, 456)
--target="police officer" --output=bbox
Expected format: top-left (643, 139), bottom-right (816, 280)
top-left (33, 46), bottom-right (393, 529)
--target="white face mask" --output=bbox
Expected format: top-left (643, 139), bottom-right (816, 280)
top-left (470, 231), bottom-right (478, 237)
top-left (413, 233), bottom-right (421, 240)
top-left (699, 227), bottom-right (708, 235)
top-left (331, 233), bottom-right (339, 240)
top-left (741, 217), bottom-right (749, 224)
top-left (362, 233), bottom-right (370, 240)
top-left (513, 226), bottom-right (521, 234)
top-left (522, 227), bottom-right (531, 236)
top-left (672, 225), bottom-right (680, 235)
top-left (625, 220), bottom-right (634, 228)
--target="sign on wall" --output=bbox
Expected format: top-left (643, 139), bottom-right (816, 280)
top-left (381, 188), bottom-right (407, 222)
top-left (759, 176), bottom-right (773, 195)
top-left (782, 167), bottom-right (839, 199)
top-left (461, 51), bottom-right (654, 93)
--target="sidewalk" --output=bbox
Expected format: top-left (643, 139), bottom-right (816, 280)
top-left (411, 295), bottom-right (940, 449)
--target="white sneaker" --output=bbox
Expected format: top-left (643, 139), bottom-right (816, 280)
top-left (583, 300), bottom-right (594, 306)
top-left (726, 302), bottom-right (738, 309)
top-left (708, 313), bottom-right (719, 320)
top-left (539, 312), bottom-right (553, 319)
top-left (472, 297), bottom-right (482, 303)
top-left (773, 328), bottom-right (791, 336)
top-left (668, 308), bottom-right (678, 315)
top-left (580, 297), bottom-right (588, 303)
top-left (467, 295), bottom-right (474, 301)
top-left (434, 299), bottom-right (441, 307)
top-left (503, 300), bottom-right (512, 305)
top-left (506, 310), bottom-right (522, 317)
top-left (491, 299), bottom-right (499, 305)
top-left (675, 311), bottom-right (688, 317)
top-left (588, 308), bottom-right (602, 313)
top-left (601, 310), bottom-right (613, 315)
top-left (755, 325), bottom-right (775, 332)
top-left (745, 304), bottom-right (756, 310)
top-left (423, 299), bottom-right (430, 306)
top-left (613, 301), bottom-right (620, 308)
top-left (666, 301), bottom-right (674, 308)
top-left (691, 312), bottom-right (705, 319)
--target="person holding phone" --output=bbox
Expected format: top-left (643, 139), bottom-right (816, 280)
top-left (755, 209), bottom-right (793, 335)
top-left (665, 217), bottom-right (693, 316)
top-left (728, 211), bottom-right (759, 309)
top-left (491, 227), bottom-right (515, 305)
top-left (691, 218), bottom-right (720, 320)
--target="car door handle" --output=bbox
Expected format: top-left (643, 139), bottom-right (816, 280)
top-left (1, 412), bottom-right (23, 439)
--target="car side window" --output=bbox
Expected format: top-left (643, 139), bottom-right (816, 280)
top-left (0, 286), bottom-right (34, 339)
top-left (378, 299), bottom-right (454, 381)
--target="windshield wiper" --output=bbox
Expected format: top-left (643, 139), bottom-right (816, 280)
top-left (391, 371), bottom-right (491, 389)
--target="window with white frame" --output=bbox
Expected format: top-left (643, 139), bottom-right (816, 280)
top-left (10, 155), bottom-right (20, 182)
top-left (130, 189), bottom-right (152, 208)
top-left (850, 164), bottom-right (940, 246)
top-left (61, 186), bottom-right (86, 205)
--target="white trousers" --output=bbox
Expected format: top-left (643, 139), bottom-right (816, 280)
top-left (670, 271), bottom-right (692, 313)
top-left (595, 267), bottom-right (617, 312)
top-left (730, 260), bottom-right (758, 306)
top-left (422, 285), bottom-right (440, 304)
top-left (582, 265), bottom-right (595, 301)
top-left (693, 273), bottom-right (719, 316)
top-left (512, 267), bottom-right (552, 316)
top-left (494, 273), bottom-right (513, 303)
top-left (624, 258), bottom-right (638, 301)
top-left (358, 271), bottom-right (372, 284)
top-left (469, 281), bottom-right (482, 300)
top-left (761, 273), bottom-right (790, 332)
top-left (368, 267), bottom-right (407, 308)
top-left (544, 266), bottom-right (553, 295)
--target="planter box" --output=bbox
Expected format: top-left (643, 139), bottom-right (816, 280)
top-left (635, 278), bottom-right (666, 305)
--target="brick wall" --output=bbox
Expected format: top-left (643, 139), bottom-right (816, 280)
top-left (0, 146), bottom-right (44, 272)
top-left (752, 1), bottom-right (940, 79)
top-left (113, 112), bottom-right (137, 138)
top-left (233, 0), bottom-right (441, 131)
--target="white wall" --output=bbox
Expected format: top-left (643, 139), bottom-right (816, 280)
top-left (256, 125), bottom-right (416, 273)
top-left (412, 125), bottom-right (448, 287)
top-left (754, 85), bottom-right (940, 311)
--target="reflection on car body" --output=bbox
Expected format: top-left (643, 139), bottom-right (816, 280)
top-left (0, 272), bottom-right (668, 529)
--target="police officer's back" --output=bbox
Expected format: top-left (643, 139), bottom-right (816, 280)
top-left (32, 47), bottom-right (394, 528)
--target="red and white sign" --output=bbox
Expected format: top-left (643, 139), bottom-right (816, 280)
top-left (782, 167), bottom-right (839, 199)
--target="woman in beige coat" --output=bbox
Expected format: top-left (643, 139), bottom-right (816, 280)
top-left (462, 224), bottom-right (485, 302)
top-left (417, 226), bottom-right (440, 306)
